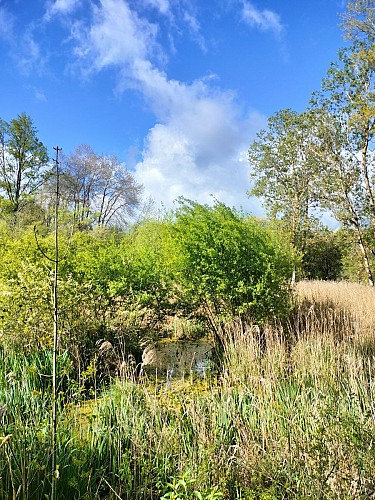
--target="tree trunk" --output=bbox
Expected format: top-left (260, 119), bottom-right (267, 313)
top-left (13, 158), bottom-right (23, 212)
top-left (354, 222), bottom-right (374, 286)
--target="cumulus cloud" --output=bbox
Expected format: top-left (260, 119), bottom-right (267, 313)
top-left (241, 1), bottom-right (283, 36)
top-left (70, 0), bottom-right (265, 212)
top-left (72, 0), bottom-right (160, 72)
top-left (135, 113), bottom-right (265, 211)
top-left (129, 61), bottom-right (265, 210)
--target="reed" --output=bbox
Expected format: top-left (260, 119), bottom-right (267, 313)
top-left (0, 281), bottom-right (374, 498)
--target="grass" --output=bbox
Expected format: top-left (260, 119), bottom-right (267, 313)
top-left (1, 280), bottom-right (375, 498)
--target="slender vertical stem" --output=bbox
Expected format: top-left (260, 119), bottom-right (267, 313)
top-left (51, 145), bottom-right (61, 500)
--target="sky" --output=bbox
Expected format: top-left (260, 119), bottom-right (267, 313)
top-left (0, 0), bottom-right (348, 216)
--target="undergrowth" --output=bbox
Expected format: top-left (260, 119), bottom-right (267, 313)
top-left (1, 280), bottom-right (375, 499)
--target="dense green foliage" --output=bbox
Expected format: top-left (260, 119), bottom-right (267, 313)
top-left (171, 200), bottom-right (293, 326)
top-left (0, 228), bottom-right (166, 364)
top-left (248, 109), bottom-right (318, 253)
top-left (302, 227), bottom-right (343, 281)
top-left (0, 113), bottom-right (49, 214)
top-left (0, 200), bottom-right (294, 370)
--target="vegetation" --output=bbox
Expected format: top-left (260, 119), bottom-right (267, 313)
top-left (48, 144), bottom-right (143, 229)
top-left (0, 113), bottom-right (49, 215)
top-left (0, 1), bottom-right (375, 498)
top-left (1, 281), bottom-right (375, 498)
top-left (248, 108), bottom-right (319, 255)
top-left (171, 200), bottom-right (294, 334)
top-left (248, 0), bottom-right (375, 282)
top-left (0, 199), bottom-right (295, 359)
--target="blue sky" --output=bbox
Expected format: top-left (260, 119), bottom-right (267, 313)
top-left (0, 0), bottom-right (347, 214)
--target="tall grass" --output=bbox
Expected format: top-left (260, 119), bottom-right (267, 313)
top-left (0, 349), bottom-right (54, 499)
top-left (1, 281), bottom-right (375, 498)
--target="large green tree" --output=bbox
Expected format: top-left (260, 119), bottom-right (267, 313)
top-left (0, 113), bottom-right (49, 213)
top-left (310, 39), bottom-right (375, 285)
top-left (248, 109), bottom-right (319, 260)
top-left (171, 199), bottom-right (294, 336)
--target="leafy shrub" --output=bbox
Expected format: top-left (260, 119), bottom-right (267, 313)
top-left (171, 199), bottom-right (294, 326)
top-left (0, 203), bottom-right (295, 376)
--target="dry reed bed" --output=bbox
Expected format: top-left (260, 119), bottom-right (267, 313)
top-left (217, 281), bottom-right (375, 498)
top-left (296, 279), bottom-right (375, 336)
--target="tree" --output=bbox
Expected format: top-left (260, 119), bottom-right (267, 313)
top-left (341, 0), bottom-right (375, 44)
top-left (171, 199), bottom-right (294, 336)
top-left (248, 109), bottom-right (319, 260)
top-left (0, 113), bottom-right (49, 213)
top-left (302, 227), bottom-right (343, 281)
top-left (54, 145), bottom-right (143, 229)
top-left (310, 39), bottom-right (375, 285)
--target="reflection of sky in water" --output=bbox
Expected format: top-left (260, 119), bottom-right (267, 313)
top-left (195, 359), bottom-right (209, 378)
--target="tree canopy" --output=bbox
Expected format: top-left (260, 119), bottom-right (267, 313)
top-left (43, 144), bottom-right (143, 229)
top-left (247, 1), bottom-right (375, 284)
top-left (248, 109), bottom-right (319, 252)
top-left (0, 113), bottom-right (49, 214)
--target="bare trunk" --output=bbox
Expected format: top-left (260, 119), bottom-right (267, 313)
top-left (355, 224), bottom-right (374, 286)
top-left (343, 182), bottom-right (374, 286)
top-left (13, 158), bottom-right (23, 212)
top-left (361, 127), bottom-right (375, 240)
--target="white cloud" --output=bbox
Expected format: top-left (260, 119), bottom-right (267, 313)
top-left (130, 60), bottom-right (266, 211)
top-left (135, 115), bottom-right (265, 212)
top-left (18, 30), bottom-right (46, 74)
top-left (44, 0), bottom-right (80, 21)
top-left (0, 5), bottom-right (47, 75)
top-left (142, 0), bottom-right (171, 16)
top-left (71, 0), bottom-right (265, 212)
top-left (0, 6), bottom-right (14, 41)
top-left (182, 8), bottom-right (206, 52)
top-left (72, 0), bottom-right (160, 72)
top-left (241, 1), bottom-right (283, 36)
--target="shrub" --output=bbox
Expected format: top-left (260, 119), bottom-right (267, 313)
top-left (171, 199), bottom-right (295, 327)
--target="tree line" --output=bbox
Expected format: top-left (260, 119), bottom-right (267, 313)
top-left (0, 3), bottom-right (374, 285)
top-left (248, 0), bottom-right (375, 284)
top-left (0, 114), bottom-right (143, 229)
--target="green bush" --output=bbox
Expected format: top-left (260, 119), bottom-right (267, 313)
top-left (0, 204), bottom-right (295, 376)
top-left (171, 199), bottom-right (294, 325)
top-left (302, 228), bottom-right (343, 281)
